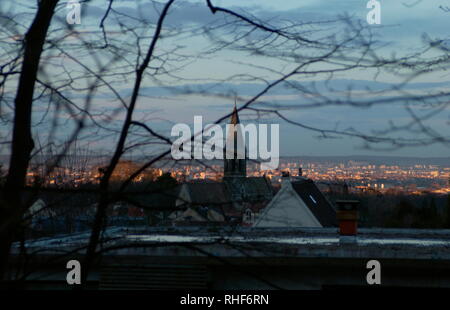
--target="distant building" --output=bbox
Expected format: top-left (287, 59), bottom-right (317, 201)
top-left (94, 160), bottom-right (159, 182)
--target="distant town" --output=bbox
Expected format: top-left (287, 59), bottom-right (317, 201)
top-left (9, 155), bottom-right (448, 195)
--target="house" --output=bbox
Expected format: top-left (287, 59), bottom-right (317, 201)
top-left (171, 179), bottom-right (272, 226)
top-left (170, 204), bottom-right (226, 224)
top-left (172, 181), bottom-right (230, 225)
top-left (26, 198), bottom-right (56, 218)
top-left (253, 174), bottom-right (337, 227)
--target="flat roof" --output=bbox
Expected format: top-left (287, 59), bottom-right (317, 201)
top-left (11, 226), bottom-right (450, 261)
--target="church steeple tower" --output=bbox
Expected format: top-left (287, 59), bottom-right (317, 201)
top-left (224, 101), bottom-right (247, 178)
top-left (230, 100), bottom-right (240, 125)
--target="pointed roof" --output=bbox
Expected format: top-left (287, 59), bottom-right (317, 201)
top-left (230, 100), bottom-right (240, 125)
top-left (225, 100), bottom-right (246, 160)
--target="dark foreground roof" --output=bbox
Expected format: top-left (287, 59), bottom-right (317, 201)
top-left (11, 226), bottom-right (450, 260)
top-left (9, 227), bottom-right (450, 289)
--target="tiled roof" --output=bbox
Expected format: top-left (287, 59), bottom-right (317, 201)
top-left (223, 176), bottom-right (273, 202)
top-left (184, 177), bottom-right (273, 206)
top-left (185, 182), bottom-right (231, 205)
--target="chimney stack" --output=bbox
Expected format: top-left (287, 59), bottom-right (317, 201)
top-left (281, 170), bottom-right (290, 186)
top-left (336, 200), bottom-right (359, 242)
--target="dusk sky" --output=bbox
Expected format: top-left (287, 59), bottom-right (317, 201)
top-left (1, 0), bottom-right (449, 158)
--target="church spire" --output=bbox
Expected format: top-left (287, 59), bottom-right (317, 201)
top-left (224, 100), bottom-right (246, 178)
top-left (230, 98), bottom-right (240, 125)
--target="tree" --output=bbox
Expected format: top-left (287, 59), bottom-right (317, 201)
top-left (155, 172), bottom-right (178, 189)
top-left (0, 0), bottom-right (59, 279)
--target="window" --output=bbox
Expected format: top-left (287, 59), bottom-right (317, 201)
top-left (244, 209), bottom-right (253, 223)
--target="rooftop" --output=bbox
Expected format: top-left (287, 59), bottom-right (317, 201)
top-left (11, 226), bottom-right (450, 261)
